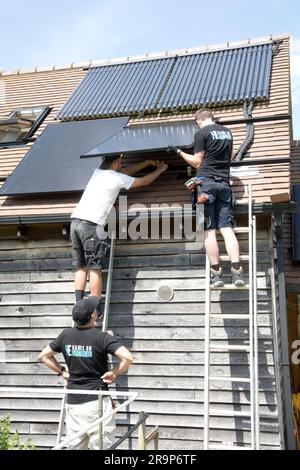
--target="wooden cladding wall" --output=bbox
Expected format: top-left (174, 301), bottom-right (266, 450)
top-left (284, 142), bottom-right (300, 289)
top-left (0, 36), bottom-right (292, 218)
top-left (0, 228), bottom-right (282, 449)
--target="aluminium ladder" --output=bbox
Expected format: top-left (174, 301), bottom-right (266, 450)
top-left (203, 185), bottom-right (260, 450)
top-left (56, 232), bottom-right (116, 447)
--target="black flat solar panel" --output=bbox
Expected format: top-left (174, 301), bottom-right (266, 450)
top-left (82, 120), bottom-right (196, 158)
top-left (0, 117), bottom-right (128, 196)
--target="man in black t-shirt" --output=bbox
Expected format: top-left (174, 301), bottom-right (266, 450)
top-left (172, 108), bottom-right (245, 287)
top-left (39, 296), bottom-right (133, 450)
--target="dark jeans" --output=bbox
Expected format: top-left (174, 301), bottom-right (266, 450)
top-left (199, 179), bottom-right (234, 230)
top-left (70, 219), bottom-right (107, 270)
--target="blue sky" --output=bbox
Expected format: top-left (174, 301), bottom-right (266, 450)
top-left (0, 0), bottom-right (299, 137)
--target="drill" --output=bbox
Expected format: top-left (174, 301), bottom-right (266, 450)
top-left (185, 176), bottom-right (205, 208)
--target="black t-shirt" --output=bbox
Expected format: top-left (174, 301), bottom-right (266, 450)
top-left (194, 123), bottom-right (233, 183)
top-left (50, 327), bottom-right (122, 404)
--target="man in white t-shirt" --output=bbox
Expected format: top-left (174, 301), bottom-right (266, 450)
top-left (71, 155), bottom-right (168, 315)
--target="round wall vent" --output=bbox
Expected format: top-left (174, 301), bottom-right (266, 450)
top-left (157, 285), bottom-right (174, 302)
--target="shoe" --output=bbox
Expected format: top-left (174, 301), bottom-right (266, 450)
top-left (231, 266), bottom-right (246, 287)
top-left (210, 267), bottom-right (224, 288)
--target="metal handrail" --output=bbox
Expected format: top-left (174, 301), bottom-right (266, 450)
top-left (0, 388), bottom-right (138, 450)
top-left (109, 412), bottom-right (150, 450)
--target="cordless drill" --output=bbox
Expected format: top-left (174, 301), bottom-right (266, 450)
top-left (185, 176), bottom-right (205, 208)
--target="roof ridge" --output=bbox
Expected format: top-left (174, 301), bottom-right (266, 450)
top-left (0, 33), bottom-right (290, 77)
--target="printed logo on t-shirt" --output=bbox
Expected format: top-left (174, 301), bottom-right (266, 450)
top-left (210, 130), bottom-right (232, 141)
top-left (65, 344), bottom-right (93, 358)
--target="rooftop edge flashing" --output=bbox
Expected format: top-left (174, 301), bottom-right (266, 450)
top-left (0, 33), bottom-right (290, 77)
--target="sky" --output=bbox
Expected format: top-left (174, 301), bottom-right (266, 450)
top-left (0, 0), bottom-right (299, 138)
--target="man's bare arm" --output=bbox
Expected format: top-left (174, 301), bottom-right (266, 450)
top-left (178, 149), bottom-right (205, 169)
top-left (122, 160), bottom-right (159, 176)
top-left (131, 161), bottom-right (168, 188)
top-left (101, 346), bottom-right (133, 384)
top-left (39, 345), bottom-right (69, 379)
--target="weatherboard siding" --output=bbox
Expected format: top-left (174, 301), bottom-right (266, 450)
top-left (283, 141), bottom-right (300, 289)
top-left (0, 228), bottom-right (281, 449)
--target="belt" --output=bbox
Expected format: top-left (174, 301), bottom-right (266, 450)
top-left (204, 177), bottom-right (229, 184)
top-left (72, 218), bottom-right (97, 226)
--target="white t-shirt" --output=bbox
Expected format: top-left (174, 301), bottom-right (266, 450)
top-left (71, 169), bottom-right (135, 225)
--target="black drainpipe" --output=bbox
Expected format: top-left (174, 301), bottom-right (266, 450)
top-left (233, 100), bottom-right (255, 162)
top-left (274, 214), bottom-right (297, 449)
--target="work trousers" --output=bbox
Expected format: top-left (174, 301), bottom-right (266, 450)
top-left (65, 397), bottom-right (116, 450)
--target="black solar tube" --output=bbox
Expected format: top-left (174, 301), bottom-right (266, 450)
top-left (233, 47), bottom-right (249, 101)
top-left (178, 55), bottom-right (203, 108)
top-left (216, 49), bottom-right (234, 102)
top-left (157, 59), bottom-right (180, 109)
top-left (184, 55), bottom-right (207, 107)
top-left (168, 55), bottom-right (195, 109)
top-left (80, 69), bottom-right (111, 118)
top-left (262, 44), bottom-right (273, 97)
top-left (247, 47), bottom-right (260, 100)
top-left (226, 48), bottom-right (243, 102)
top-left (99, 64), bottom-right (130, 115)
top-left (256, 45), bottom-right (269, 97)
top-left (117, 62), bottom-right (149, 113)
top-left (242, 47), bottom-right (257, 100)
top-left (195, 53), bottom-right (212, 104)
top-left (200, 52), bottom-right (219, 104)
top-left (116, 62), bottom-right (154, 113)
top-left (129, 62), bottom-right (154, 111)
top-left (211, 51), bottom-right (228, 103)
top-left (72, 70), bottom-right (103, 119)
top-left (127, 60), bottom-right (163, 112)
top-left (57, 73), bottom-right (89, 120)
top-left (93, 64), bottom-right (125, 115)
top-left (143, 59), bottom-right (174, 110)
top-left (87, 67), bottom-right (119, 117)
top-left (250, 45), bottom-right (263, 99)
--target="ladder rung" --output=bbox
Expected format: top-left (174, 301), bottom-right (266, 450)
top-left (209, 376), bottom-right (251, 383)
top-left (209, 410), bottom-right (251, 417)
top-left (211, 284), bottom-right (249, 290)
top-left (217, 227), bottom-right (249, 235)
top-left (208, 444), bottom-right (253, 450)
top-left (219, 255), bottom-right (249, 261)
top-left (210, 345), bottom-right (250, 352)
top-left (233, 227), bottom-right (250, 233)
top-left (210, 314), bottom-right (250, 319)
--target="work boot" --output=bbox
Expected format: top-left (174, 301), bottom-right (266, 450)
top-left (231, 266), bottom-right (246, 287)
top-left (210, 267), bottom-right (224, 288)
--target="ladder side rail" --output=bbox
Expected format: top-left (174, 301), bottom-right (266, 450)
top-left (203, 254), bottom-right (211, 450)
top-left (248, 184), bottom-right (255, 449)
top-left (102, 230), bottom-right (116, 333)
top-left (253, 215), bottom-right (260, 449)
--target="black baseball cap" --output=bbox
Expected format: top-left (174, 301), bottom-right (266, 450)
top-left (72, 296), bottom-right (99, 326)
